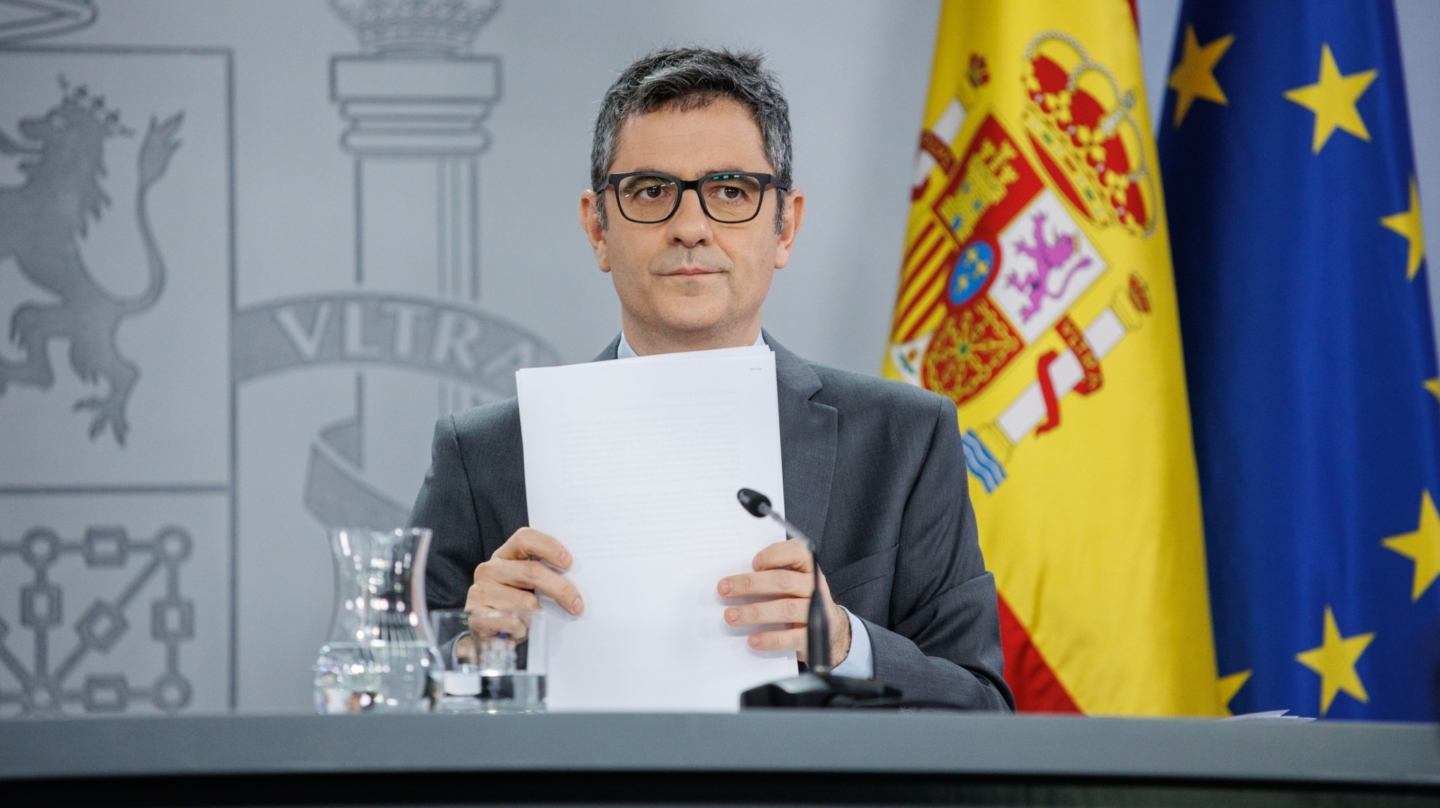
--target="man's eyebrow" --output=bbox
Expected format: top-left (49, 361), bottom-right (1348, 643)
top-left (619, 167), bottom-right (757, 178)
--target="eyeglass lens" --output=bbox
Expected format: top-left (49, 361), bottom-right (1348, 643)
top-left (616, 173), bottom-right (767, 223)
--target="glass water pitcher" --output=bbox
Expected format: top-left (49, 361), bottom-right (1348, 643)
top-left (313, 527), bottom-right (440, 713)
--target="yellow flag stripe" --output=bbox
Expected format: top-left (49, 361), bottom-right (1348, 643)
top-left (898, 228), bottom-right (947, 298)
top-left (897, 252), bottom-right (949, 322)
top-left (901, 221), bottom-right (941, 274)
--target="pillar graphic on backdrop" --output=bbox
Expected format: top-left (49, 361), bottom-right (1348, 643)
top-left (232, 0), bottom-right (558, 535)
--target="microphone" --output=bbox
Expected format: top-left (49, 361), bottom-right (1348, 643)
top-left (736, 488), bottom-right (830, 673)
top-left (734, 488), bottom-right (902, 708)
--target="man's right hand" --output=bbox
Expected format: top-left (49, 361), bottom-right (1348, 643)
top-left (466, 527), bottom-right (584, 615)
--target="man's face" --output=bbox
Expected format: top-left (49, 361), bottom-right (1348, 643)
top-left (580, 98), bottom-right (804, 352)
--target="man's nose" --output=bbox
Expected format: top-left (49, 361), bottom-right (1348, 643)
top-left (667, 187), bottom-right (713, 246)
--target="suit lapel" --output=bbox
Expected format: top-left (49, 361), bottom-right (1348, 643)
top-left (593, 335), bottom-right (622, 362)
top-left (766, 333), bottom-right (837, 552)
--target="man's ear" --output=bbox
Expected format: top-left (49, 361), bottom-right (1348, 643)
top-left (773, 188), bottom-right (805, 270)
top-left (579, 189), bottom-right (611, 274)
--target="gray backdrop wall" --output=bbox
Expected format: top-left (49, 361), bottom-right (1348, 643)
top-left (1, 0), bottom-right (1437, 715)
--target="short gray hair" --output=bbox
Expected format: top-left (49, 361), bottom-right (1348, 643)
top-left (590, 47), bottom-right (792, 231)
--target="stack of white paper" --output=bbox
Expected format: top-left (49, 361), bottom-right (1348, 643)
top-left (516, 345), bottom-right (795, 712)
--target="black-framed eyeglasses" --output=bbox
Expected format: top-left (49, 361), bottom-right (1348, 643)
top-left (605, 171), bottom-right (789, 224)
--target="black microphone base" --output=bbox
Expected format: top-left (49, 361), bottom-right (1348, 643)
top-left (740, 672), bottom-right (903, 709)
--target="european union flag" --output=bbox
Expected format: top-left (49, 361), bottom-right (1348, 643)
top-left (1159, 0), bottom-right (1439, 720)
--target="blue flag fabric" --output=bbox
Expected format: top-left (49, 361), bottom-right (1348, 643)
top-left (1159, 0), bottom-right (1440, 720)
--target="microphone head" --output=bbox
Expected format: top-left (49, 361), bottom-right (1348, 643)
top-left (736, 488), bottom-right (772, 518)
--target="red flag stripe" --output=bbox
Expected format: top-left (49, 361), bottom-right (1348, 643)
top-left (895, 269), bottom-right (949, 343)
top-left (996, 594), bottom-right (1082, 713)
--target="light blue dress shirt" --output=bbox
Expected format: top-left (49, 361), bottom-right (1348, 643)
top-left (615, 331), bottom-right (875, 678)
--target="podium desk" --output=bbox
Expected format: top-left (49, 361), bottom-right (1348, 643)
top-left (3, 712), bottom-right (1438, 805)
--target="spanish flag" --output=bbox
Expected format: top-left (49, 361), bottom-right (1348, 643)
top-left (883, 0), bottom-right (1219, 714)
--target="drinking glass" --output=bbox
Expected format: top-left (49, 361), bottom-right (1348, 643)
top-left (430, 608), bottom-right (547, 713)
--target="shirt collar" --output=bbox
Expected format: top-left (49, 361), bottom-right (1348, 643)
top-left (616, 330), bottom-right (767, 359)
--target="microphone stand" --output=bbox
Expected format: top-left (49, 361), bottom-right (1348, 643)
top-left (735, 488), bottom-right (903, 708)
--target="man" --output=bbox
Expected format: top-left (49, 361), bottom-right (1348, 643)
top-left (410, 48), bottom-right (1013, 710)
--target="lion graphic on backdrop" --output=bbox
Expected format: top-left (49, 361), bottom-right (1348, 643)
top-left (0, 79), bottom-right (182, 445)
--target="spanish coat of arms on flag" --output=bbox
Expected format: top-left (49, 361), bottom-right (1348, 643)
top-left (884, 0), bottom-right (1219, 715)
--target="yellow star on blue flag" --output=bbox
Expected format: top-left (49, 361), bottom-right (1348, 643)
top-left (1380, 178), bottom-right (1426, 281)
top-left (1283, 43), bottom-right (1377, 153)
top-left (1382, 490), bottom-right (1440, 601)
top-left (1168, 25), bottom-right (1234, 128)
top-left (1295, 607), bottom-right (1374, 716)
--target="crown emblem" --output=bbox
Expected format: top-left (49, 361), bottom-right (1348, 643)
top-left (330, 0), bottom-right (499, 56)
top-left (968, 53), bottom-right (990, 88)
top-left (1019, 32), bottom-right (1156, 237)
top-left (57, 76), bottom-right (131, 137)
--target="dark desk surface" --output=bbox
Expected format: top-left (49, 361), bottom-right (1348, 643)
top-left (3, 712), bottom-right (1438, 805)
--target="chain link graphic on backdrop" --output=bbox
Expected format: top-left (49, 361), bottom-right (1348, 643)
top-left (0, 525), bottom-right (193, 715)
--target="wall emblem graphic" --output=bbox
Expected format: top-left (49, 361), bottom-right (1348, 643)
top-left (0, 79), bottom-right (182, 444)
top-left (0, 524), bottom-right (195, 714)
top-left (1, 0), bottom-right (559, 714)
top-left (0, 15), bottom-right (233, 717)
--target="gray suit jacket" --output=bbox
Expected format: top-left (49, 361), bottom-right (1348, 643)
top-left (409, 334), bottom-right (1014, 710)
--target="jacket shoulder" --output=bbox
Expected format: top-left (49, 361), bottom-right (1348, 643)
top-left (810, 363), bottom-right (953, 423)
top-left (449, 397), bottom-right (521, 445)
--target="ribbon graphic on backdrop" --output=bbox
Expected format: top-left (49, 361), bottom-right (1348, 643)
top-left (234, 292), bottom-right (560, 529)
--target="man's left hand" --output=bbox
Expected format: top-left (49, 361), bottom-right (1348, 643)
top-left (717, 540), bottom-right (851, 665)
